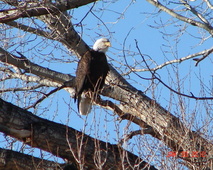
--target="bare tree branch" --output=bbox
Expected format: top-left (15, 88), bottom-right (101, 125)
top-left (0, 48), bottom-right (73, 84)
top-left (146, 0), bottom-right (213, 36)
top-left (5, 21), bottom-right (53, 40)
top-left (129, 47), bottom-right (213, 72)
top-left (134, 44), bottom-right (213, 100)
top-left (0, 98), bottom-right (157, 170)
top-left (180, 0), bottom-right (210, 24)
top-left (204, 0), bottom-right (213, 9)
top-left (0, 0), bottom-right (96, 23)
top-left (0, 84), bottom-right (43, 93)
top-left (24, 86), bottom-right (64, 110)
top-left (193, 47), bottom-right (213, 66)
top-left (0, 147), bottom-right (76, 170)
top-left (118, 130), bottom-right (151, 146)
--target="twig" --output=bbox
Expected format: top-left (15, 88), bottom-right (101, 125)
top-left (119, 129), bottom-right (155, 146)
top-left (6, 21), bottom-right (53, 40)
top-left (180, 0), bottom-right (209, 24)
top-left (193, 48), bottom-right (213, 66)
top-left (0, 84), bottom-right (43, 93)
top-left (204, 0), bottom-right (213, 10)
top-left (146, 0), bottom-right (213, 35)
top-left (135, 40), bottom-right (213, 100)
top-left (24, 86), bottom-right (64, 110)
top-left (126, 47), bottom-right (213, 72)
top-left (24, 79), bottom-right (74, 109)
top-left (94, 95), bottom-right (158, 138)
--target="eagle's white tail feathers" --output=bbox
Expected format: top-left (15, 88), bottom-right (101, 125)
top-left (79, 92), bottom-right (92, 115)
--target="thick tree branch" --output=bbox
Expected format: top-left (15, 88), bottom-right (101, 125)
top-left (0, 48), bottom-right (73, 85)
top-left (0, 0), bottom-right (96, 23)
top-left (1, 1), bottom-right (92, 57)
top-left (0, 148), bottom-right (77, 170)
top-left (5, 21), bottom-right (53, 40)
top-left (37, 10), bottom-right (90, 57)
top-left (0, 98), bottom-right (157, 170)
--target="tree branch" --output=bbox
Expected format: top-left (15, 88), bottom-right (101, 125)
top-left (0, 148), bottom-right (77, 170)
top-left (129, 47), bottom-right (213, 72)
top-left (180, 0), bottom-right (209, 24)
top-left (5, 21), bottom-right (53, 40)
top-left (0, 84), bottom-right (43, 93)
top-left (0, 0), bottom-right (97, 23)
top-left (0, 48), bottom-right (73, 85)
top-left (146, 0), bottom-right (213, 36)
top-left (193, 47), bottom-right (213, 66)
top-left (0, 98), bottom-right (157, 170)
top-left (204, 0), bottom-right (213, 10)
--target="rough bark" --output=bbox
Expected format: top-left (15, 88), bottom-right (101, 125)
top-left (0, 148), bottom-right (78, 170)
top-left (0, 0), bottom-right (97, 23)
top-left (0, 47), bottom-right (73, 85)
top-left (0, 98), bottom-right (157, 170)
top-left (0, 0), bottom-right (91, 57)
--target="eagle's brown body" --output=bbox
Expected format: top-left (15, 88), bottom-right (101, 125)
top-left (74, 49), bottom-right (109, 115)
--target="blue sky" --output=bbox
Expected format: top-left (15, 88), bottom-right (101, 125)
top-left (1, 0), bottom-right (213, 169)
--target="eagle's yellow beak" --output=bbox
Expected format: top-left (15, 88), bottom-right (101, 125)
top-left (105, 41), bottom-right (111, 47)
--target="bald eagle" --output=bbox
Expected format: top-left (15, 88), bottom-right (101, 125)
top-left (74, 38), bottom-right (111, 115)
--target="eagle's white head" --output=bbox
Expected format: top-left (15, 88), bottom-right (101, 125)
top-left (93, 38), bottom-right (111, 53)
